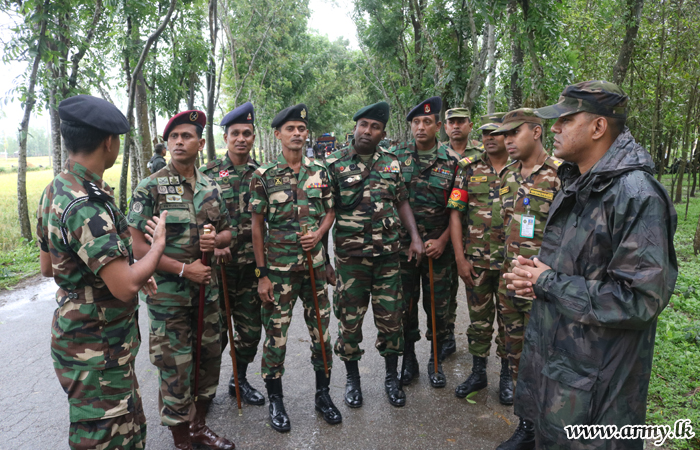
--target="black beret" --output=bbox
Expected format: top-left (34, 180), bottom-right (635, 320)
top-left (220, 102), bottom-right (255, 128)
top-left (353, 101), bottom-right (390, 124)
top-left (163, 110), bottom-right (206, 140)
top-left (271, 103), bottom-right (308, 128)
top-left (406, 96), bottom-right (442, 122)
top-left (59, 95), bottom-right (130, 134)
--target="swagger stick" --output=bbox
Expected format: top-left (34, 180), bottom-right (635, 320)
top-left (194, 228), bottom-right (211, 401)
top-left (221, 265), bottom-right (243, 416)
top-left (428, 257), bottom-right (439, 373)
top-left (302, 224), bottom-right (329, 377)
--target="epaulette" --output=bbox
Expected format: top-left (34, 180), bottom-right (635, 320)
top-left (250, 157), bottom-right (260, 167)
top-left (257, 162), bottom-right (275, 175)
top-left (457, 155), bottom-right (476, 168)
top-left (205, 158), bottom-right (220, 170)
top-left (325, 148), bottom-right (347, 164)
top-left (499, 159), bottom-right (519, 177)
top-left (545, 156), bottom-right (563, 169)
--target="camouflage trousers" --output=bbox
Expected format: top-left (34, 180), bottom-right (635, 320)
top-left (498, 270), bottom-right (532, 383)
top-left (400, 247), bottom-right (452, 344)
top-left (446, 259), bottom-right (460, 334)
top-left (261, 267), bottom-right (333, 379)
top-left (55, 362), bottom-right (146, 450)
top-left (465, 266), bottom-right (506, 358)
top-left (218, 262), bottom-right (262, 364)
top-left (148, 300), bottom-right (222, 426)
top-left (333, 253), bottom-right (404, 361)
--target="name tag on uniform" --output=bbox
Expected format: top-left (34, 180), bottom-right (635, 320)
top-left (520, 214), bottom-right (535, 239)
top-left (499, 186), bottom-right (510, 196)
top-left (530, 188), bottom-right (554, 201)
top-left (470, 176), bottom-right (488, 182)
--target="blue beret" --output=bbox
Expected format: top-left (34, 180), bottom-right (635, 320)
top-left (59, 95), bottom-right (130, 134)
top-left (220, 102), bottom-right (255, 128)
top-left (163, 110), bottom-right (206, 140)
top-left (406, 96), bottom-right (442, 122)
top-left (271, 103), bottom-right (308, 128)
top-left (353, 101), bottom-right (390, 124)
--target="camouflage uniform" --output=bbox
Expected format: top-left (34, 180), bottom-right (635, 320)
top-left (447, 152), bottom-right (507, 358)
top-left (325, 143), bottom-right (408, 361)
top-left (391, 139), bottom-right (460, 344)
top-left (498, 156), bottom-right (561, 381)
top-left (514, 131), bottom-right (677, 449)
top-left (37, 161), bottom-right (146, 450)
top-left (248, 152), bottom-right (333, 379)
top-left (127, 162), bottom-right (231, 426)
top-left (200, 153), bottom-right (261, 364)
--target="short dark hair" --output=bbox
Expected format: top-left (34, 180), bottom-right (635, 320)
top-left (60, 121), bottom-right (113, 154)
top-left (584, 112), bottom-right (625, 138)
top-left (527, 123), bottom-right (544, 143)
top-left (154, 143), bottom-right (165, 155)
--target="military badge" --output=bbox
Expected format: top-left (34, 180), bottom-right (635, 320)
top-left (190, 111), bottom-right (198, 121)
top-left (553, 160), bottom-right (562, 166)
top-left (349, 164), bottom-right (358, 171)
top-left (300, 108), bottom-right (307, 119)
top-left (169, 176), bottom-right (180, 185)
top-left (176, 186), bottom-right (184, 195)
top-left (157, 177), bottom-right (169, 185)
top-left (499, 186), bottom-right (510, 196)
top-left (132, 202), bottom-right (144, 213)
top-left (166, 194), bottom-right (182, 203)
top-left (405, 158), bottom-right (412, 166)
top-left (220, 170), bottom-right (229, 177)
top-left (275, 178), bottom-right (283, 186)
top-left (530, 188), bottom-right (554, 201)
top-left (247, 113), bottom-right (252, 120)
top-left (168, 186), bottom-right (176, 194)
top-left (157, 185), bottom-right (168, 194)
top-left (424, 104), bottom-right (431, 113)
top-left (221, 176), bottom-right (230, 184)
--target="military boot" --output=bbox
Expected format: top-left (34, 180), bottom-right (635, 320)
top-left (499, 358), bottom-right (514, 405)
top-left (427, 343), bottom-right (446, 388)
top-left (314, 370), bottom-right (342, 424)
top-left (439, 333), bottom-right (456, 361)
top-left (455, 355), bottom-right (487, 398)
top-left (400, 341), bottom-right (419, 385)
top-left (264, 378), bottom-right (290, 433)
top-left (230, 361), bottom-right (265, 405)
top-left (384, 354), bottom-right (406, 407)
top-left (344, 360), bottom-right (362, 408)
top-left (496, 416), bottom-right (535, 450)
top-left (189, 400), bottom-right (235, 449)
top-left (169, 423), bottom-right (192, 450)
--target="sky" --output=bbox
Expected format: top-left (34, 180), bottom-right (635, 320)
top-left (0, 0), bottom-right (358, 140)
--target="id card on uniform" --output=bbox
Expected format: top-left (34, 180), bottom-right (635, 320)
top-left (520, 214), bottom-right (535, 238)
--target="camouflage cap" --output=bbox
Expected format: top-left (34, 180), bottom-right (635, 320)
top-left (534, 80), bottom-right (628, 120)
top-left (445, 108), bottom-right (470, 120)
top-left (491, 108), bottom-right (542, 135)
top-left (478, 112), bottom-right (506, 131)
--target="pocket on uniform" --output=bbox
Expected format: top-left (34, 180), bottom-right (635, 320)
top-left (306, 188), bottom-right (324, 216)
top-left (269, 190), bottom-right (293, 221)
top-left (540, 350), bottom-right (598, 427)
top-left (66, 366), bottom-right (134, 422)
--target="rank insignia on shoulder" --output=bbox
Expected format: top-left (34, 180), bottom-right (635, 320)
top-left (167, 186), bottom-right (176, 194)
top-left (169, 176), bottom-right (180, 185)
top-left (219, 169), bottom-right (230, 177)
top-left (553, 160), bottom-right (562, 167)
top-left (470, 176), bottom-right (488, 182)
top-left (530, 188), bottom-right (554, 200)
top-left (166, 194), bottom-right (182, 203)
top-left (499, 186), bottom-right (510, 196)
top-left (157, 185), bottom-right (168, 194)
top-left (176, 186), bottom-right (184, 195)
top-left (157, 177), bottom-right (169, 186)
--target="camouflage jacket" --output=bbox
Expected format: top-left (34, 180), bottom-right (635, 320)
top-left (325, 143), bottom-right (408, 257)
top-left (127, 162), bottom-right (231, 306)
top-left (200, 152), bottom-right (258, 265)
top-left (390, 139), bottom-right (461, 251)
top-left (36, 161), bottom-right (139, 371)
top-left (447, 151), bottom-right (507, 270)
top-left (249, 152), bottom-right (332, 272)
top-left (514, 130), bottom-right (678, 445)
top-left (499, 155), bottom-right (562, 267)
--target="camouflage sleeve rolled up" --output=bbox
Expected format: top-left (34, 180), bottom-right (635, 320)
top-left (534, 177), bottom-right (675, 329)
top-left (248, 171), bottom-right (269, 215)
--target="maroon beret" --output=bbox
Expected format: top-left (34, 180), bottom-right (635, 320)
top-left (163, 110), bottom-right (207, 140)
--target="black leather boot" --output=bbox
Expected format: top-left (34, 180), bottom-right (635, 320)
top-left (439, 333), bottom-right (456, 361)
top-left (455, 355), bottom-right (488, 398)
top-left (427, 343), bottom-right (446, 388)
top-left (230, 361), bottom-right (265, 405)
top-left (264, 378), bottom-right (290, 432)
top-left (384, 354), bottom-right (406, 407)
top-left (315, 370), bottom-right (342, 424)
top-left (344, 360), bottom-right (362, 408)
top-left (496, 416), bottom-right (536, 450)
top-left (499, 358), bottom-right (514, 405)
top-left (400, 341), bottom-right (419, 385)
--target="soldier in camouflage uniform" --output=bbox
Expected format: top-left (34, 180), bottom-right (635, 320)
top-left (505, 81), bottom-right (677, 450)
top-left (326, 101), bottom-right (424, 409)
top-left (391, 96), bottom-right (461, 389)
top-left (489, 109), bottom-right (561, 450)
top-left (441, 108), bottom-right (484, 361)
top-left (249, 104), bottom-right (341, 432)
top-left (200, 102), bottom-right (266, 406)
top-left (448, 112), bottom-right (513, 405)
top-left (128, 110), bottom-right (235, 450)
top-left (36, 95), bottom-right (169, 450)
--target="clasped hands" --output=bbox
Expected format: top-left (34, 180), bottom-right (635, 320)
top-left (502, 255), bottom-right (551, 299)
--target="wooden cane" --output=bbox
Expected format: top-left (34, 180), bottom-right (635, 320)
top-left (302, 224), bottom-right (329, 377)
top-left (194, 228), bottom-right (212, 402)
top-left (221, 264), bottom-right (243, 416)
top-left (428, 257), bottom-right (439, 372)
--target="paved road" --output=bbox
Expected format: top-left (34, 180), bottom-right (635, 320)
top-left (0, 270), bottom-right (517, 449)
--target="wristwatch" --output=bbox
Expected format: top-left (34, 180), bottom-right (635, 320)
top-left (255, 266), bottom-right (268, 278)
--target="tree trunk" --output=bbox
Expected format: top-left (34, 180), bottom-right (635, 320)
top-left (135, 71), bottom-right (152, 180)
top-left (612, 0), bottom-right (644, 85)
top-left (205, 0), bottom-right (218, 163)
top-left (486, 22), bottom-right (496, 114)
top-left (652, 0), bottom-right (666, 181)
top-left (508, 0), bottom-right (523, 110)
top-left (48, 89), bottom-right (62, 177)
